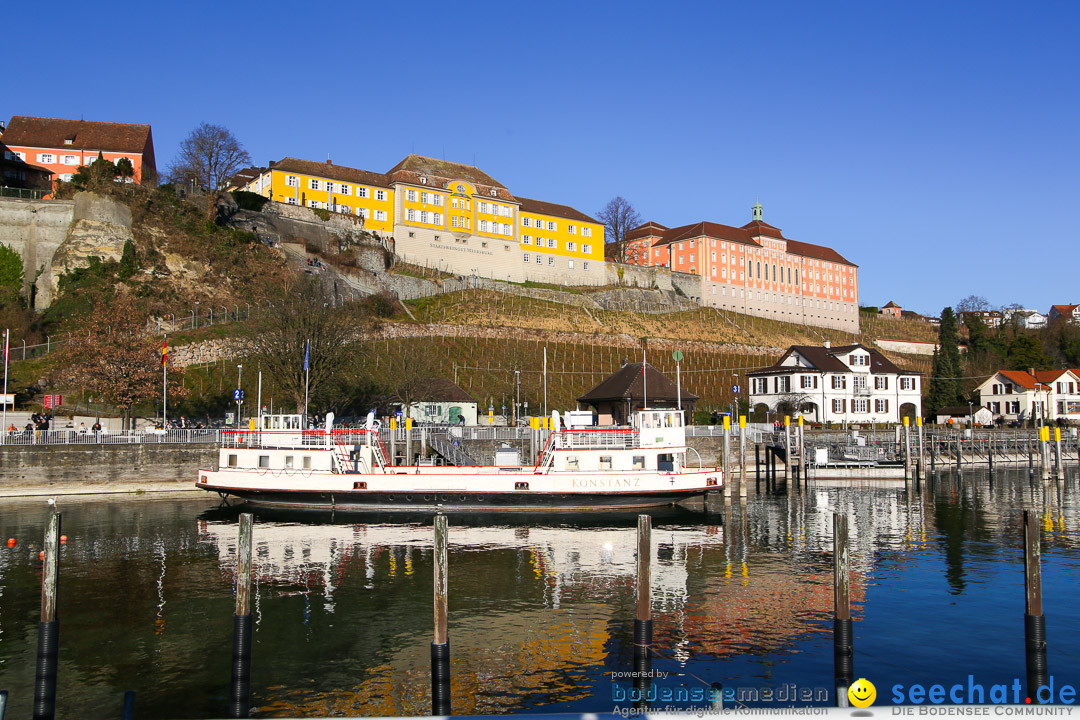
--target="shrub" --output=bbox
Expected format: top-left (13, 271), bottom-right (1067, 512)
top-left (312, 208), bottom-right (331, 222)
top-left (232, 191), bottom-right (270, 212)
top-left (363, 291), bottom-right (398, 318)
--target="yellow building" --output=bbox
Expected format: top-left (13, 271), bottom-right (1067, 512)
top-left (236, 154), bottom-right (606, 285)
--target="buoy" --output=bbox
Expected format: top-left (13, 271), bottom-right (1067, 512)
top-left (60, 535), bottom-right (68, 543)
top-left (39, 551), bottom-right (45, 560)
top-left (6, 538), bottom-right (15, 547)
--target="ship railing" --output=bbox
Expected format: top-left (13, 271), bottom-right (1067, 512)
top-left (550, 428), bottom-right (640, 450)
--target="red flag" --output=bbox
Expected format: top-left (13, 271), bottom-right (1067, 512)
top-left (162, 337), bottom-right (167, 367)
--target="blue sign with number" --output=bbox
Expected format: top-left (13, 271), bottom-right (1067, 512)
top-left (233, 389), bottom-right (245, 400)
top-left (732, 385), bottom-right (741, 394)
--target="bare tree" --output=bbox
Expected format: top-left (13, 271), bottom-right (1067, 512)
top-left (956, 295), bottom-right (991, 313)
top-left (774, 391), bottom-right (813, 418)
top-left (597, 196), bottom-right (642, 264)
top-left (248, 279), bottom-right (362, 415)
top-left (169, 123), bottom-right (252, 220)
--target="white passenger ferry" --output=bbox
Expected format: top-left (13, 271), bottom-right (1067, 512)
top-left (196, 409), bottom-right (721, 512)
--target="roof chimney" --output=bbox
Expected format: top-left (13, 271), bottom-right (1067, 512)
top-left (327, 159), bottom-right (332, 165)
top-left (268, 160), bottom-right (275, 168)
top-left (0, 120), bottom-right (5, 135)
top-left (1029, 368), bottom-right (1035, 376)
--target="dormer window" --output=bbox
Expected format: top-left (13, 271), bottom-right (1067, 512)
top-left (490, 188), bottom-right (497, 196)
top-left (63, 138), bottom-right (74, 145)
top-left (849, 354), bottom-right (869, 366)
top-left (420, 177), bottom-right (427, 185)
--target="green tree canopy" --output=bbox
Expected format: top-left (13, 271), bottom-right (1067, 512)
top-left (0, 243), bottom-right (24, 302)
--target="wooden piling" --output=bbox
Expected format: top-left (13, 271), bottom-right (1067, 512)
top-left (1054, 428), bottom-right (1063, 478)
top-left (903, 418), bottom-right (911, 478)
top-left (755, 443), bottom-right (761, 483)
top-left (833, 513), bottom-right (853, 707)
top-left (33, 509), bottom-right (61, 720)
top-left (784, 418), bottom-right (791, 478)
top-left (1023, 510), bottom-right (1048, 703)
top-left (431, 514), bottom-right (451, 716)
top-left (230, 513), bottom-right (254, 718)
top-left (634, 514), bottom-right (653, 707)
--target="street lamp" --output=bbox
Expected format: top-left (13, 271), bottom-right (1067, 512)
top-left (968, 401), bottom-right (973, 429)
top-left (514, 370), bottom-right (521, 425)
top-left (237, 364), bottom-right (243, 427)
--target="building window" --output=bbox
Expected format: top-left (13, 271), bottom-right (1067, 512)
top-left (286, 175), bottom-right (298, 187)
top-left (548, 257), bottom-right (555, 266)
top-left (522, 217), bottom-right (531, 227)
top-left (376, 190), bottom-right (386, 201)
top-left (406, 189), bottom-right (417, 202)
top-left (375, 210), bottom-right (387, 221)
top-left (286, 197), bottom-right (298, 205)
top-left (61, 155), bottom-right (78, 165)
top-left (582, 227), bottom-right (592, 237)
top-left (831, 376), bottom-right (847, 390)
top-left (547, 221), bottom-right (556, 231)
top-left (583, 261), bottom-right (590, 271)
top-left (407, 209), bottom-right (415, 222)
top-left (832, 399), bottom-right (845, 414)
top-left (853, 399), bottom-right (869, 413)
top-left (547, 238), bottom-right (556, 249)
top-left (339, 184), bottom-right (351, 196)
top-left (567, 242), bottom-right (577, 251)
top-left (536, 255), bottom-right (542, 264)
top-left (523, 253), bottom-right (530, 263)
top-left (522, 235), bottom-right (532, 245)
top-left (568, 225), bottom-right (576, 234)
top-left (309, 179), bottom-right (321, 190)
top-left (583, 244), bottom-right (592, 254)
top-left (356, 187), bottom-right (368, 198)
top-left (420, 211), bottom-right (428, 224)
top-left (38, 153), bottom-right (55, 164)
top-left (900, 377), bottom-right (915, 390)
top-left (875, 398), bottom-right (889, 413)
top-left (874, 376), bottom-right (888, 389)
top-left (568, 259), bottom-right (575, 269)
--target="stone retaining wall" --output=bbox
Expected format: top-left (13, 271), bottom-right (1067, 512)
top-left (0, 443), bottom-right (216, 491)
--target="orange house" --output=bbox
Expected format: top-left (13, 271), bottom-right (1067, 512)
top-left (0, 116), bottom-right (156, 188)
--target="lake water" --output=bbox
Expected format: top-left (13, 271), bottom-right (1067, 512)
top-left (1, 467), bottom-right (1078, 718)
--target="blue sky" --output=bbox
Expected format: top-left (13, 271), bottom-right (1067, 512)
top-left (5, 1), bottom-right (1078, 316)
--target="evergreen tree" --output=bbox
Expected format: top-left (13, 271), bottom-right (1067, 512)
top-left (927, 307), bottom-right (964, 414)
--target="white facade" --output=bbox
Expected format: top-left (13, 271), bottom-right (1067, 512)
top-left (748, 343), bottom-right (922, 425)
top-left (976, 370), bottom-right (1080, 424)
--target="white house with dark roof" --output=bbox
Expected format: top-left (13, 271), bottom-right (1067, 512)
top-left (748, 342), bottom-right (922, 424)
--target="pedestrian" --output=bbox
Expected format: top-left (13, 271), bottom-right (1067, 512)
top-left (78, 422), bottom-right (87, 434)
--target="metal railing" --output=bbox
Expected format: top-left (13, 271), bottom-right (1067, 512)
top-left (0, 428), bottom-right (224, 446)
top-left (0, 186), bottom-right (49, 200)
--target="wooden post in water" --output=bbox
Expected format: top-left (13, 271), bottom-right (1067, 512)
top-left (634, 514), bottom-right (653, 707)
top-left (230, 513), bottom-right (254, 719)
top-left (739, 416), bottom-right (747, 498)
top-left (917, 416), bottom-right (925, 470)
top-left (755, 443), bottom-right (761, 484)
top-left (1023, 510), bottom-right (1048, 703)
top-left (833, 513), bottom-right (853, 707)
top-left (33, 509), bottom-right (61, 720)
top-left (1027, 435), bottom-right (1034, 474)
top-left (1039, 426), bottom-right (1050, 480)
top-left (431, 515), bottom-right (451, 716)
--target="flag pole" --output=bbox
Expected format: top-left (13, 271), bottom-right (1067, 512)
top-left (642, 344), bottom-right (647, 412)
top-left (162, 334), bottom-right (167, 429)
top-left (3, 328), bottom-right (9, 439)
top-left (303, 339), bottom-right (310, 424)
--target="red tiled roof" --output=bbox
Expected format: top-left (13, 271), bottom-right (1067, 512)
top-left (785, 239), bottom-right (856, 267)
top-left (3, 116), bottom-right (152, 154)
top-left (1051, 304), bottom-right (1079, 313)
top-left (516, 196), bottom-right (599, 224)
top-left (997, 370), bottom-right (1044, 390)
top-left (741, 219), bottom-right (786, 239)
top-left (626, 221), bottom-right (669, 241)
top-left (653, 221), bottom-right (758, 248)
top-left (271, 157), bottom-right (390, 188)
top-left (883, 301), bottom-right (900, 308)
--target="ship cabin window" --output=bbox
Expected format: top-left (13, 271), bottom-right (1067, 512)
top-left (303, 456), bottom-right (312, 470)
top-left (600, 456), bottom-right (613, 470)
top-left (284, 456), bottom-right (294, 469)
top-left (641, 413), bottom-right (654, 428)
top-left (658, 453), bottom-right (675, 472)
top-left (228, 454), bottom-right (238, 467)
top-left (258, 455), bottom-right (270, 468)
top-left (633, 455), bottom-right (646, 470)
top-left (566, 456), bottom-right (579, 470)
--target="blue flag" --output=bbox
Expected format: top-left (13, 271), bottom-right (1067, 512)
top-left (303, 340), bottom-right (309, 372)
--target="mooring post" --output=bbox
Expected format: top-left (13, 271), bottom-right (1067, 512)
top-left (230, 513), bottom-right (254, 719)
top-left (634, 514), bottom-right (653, 707)
top-left (1023, 510), bottom-right (1048, 703)
top-left (1039, 426), bottom-right (1050, 481)
top-left (739, 416), bottom-right (747, 498)
top-left (1054, 428), bottom-right (1063, 478)
top-left (755, 443), bottom-right (761, 483)
top-left (784, 416), bottom-right (791, 478)
top-left (389, 418), bottom-right (397, 466)
top-left (917, 416), bottom-right (925, 469)
top-left (722, 416), bottom-right (731, 501)
top-left (833, 513), bottom-right (853, 707)
top-left (33, 509), bottom-right (62, 720)
top-left (1, 689), bottom-right (8, 720)
top-left (930, 432), bottom-right (936, 472)
top-left (432, 514), bottom-right (451, 716)
top-left (406, 417), bottom-right (413, 467)
top-left (903, 417), bottom-right (911, 479)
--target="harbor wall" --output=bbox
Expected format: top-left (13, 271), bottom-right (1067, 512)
top-left (0, 444), bottom-right (216, 495)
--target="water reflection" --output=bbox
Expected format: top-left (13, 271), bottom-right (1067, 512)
top-left (0, 468), bottom-right (1076, 718)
